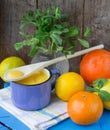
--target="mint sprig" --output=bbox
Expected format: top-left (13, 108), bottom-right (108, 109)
top-left (87, 78), bottom-right (110, 102)
top-left (93, 78), bottom-right (108, 89)
top-left (14, 6), bottom-right (91, 57)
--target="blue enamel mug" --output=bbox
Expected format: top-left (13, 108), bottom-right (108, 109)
top-left (10, 68), bottom-right (60, 111)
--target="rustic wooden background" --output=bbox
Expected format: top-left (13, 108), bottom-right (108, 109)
top-left (0, 0), bottom-right (110, 86)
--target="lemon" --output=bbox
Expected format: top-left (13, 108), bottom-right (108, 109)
top-left (0, 56), bottom-right (25, 81)
top-left (55, 72), bottom-right (85, 101)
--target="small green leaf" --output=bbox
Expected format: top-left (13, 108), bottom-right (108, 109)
top-left (50, 34), bottom-right (62, 45)
top-left (14, 38), bottom-right (39, 51)
top-left (78, 38), bottom-right (89, 48)
top-left (57, 46), bottom-right (63, 52)
top-left (99, 90), bottom-right (110, 101)
top-left (93, 78), bottom-right (108, 89)
top-left (29, 45), bottom-right (38, 57)
top-left (86, 87), bottom-right (99, 92)
top-left (20, 22), bottom-right (30, 30)
top-left (66, 26), bottom-right (80, 37)
top-left (19, 31), bottom-right (32, 39)
top-left (51, 42), bottom-right (57, 52)
top-left (39, 46), bottom-right (48, 53)
top-left (14, 42), bottom-right (24, 50)
top-left (51, 30), bottom-right (62, 35)
top-left (84, 28), bottom-right (92, 38)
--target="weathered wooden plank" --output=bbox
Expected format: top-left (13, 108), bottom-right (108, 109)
top-left (38, 0), bottom-right (84, 72)
top-left (0, 0), bottom-right (36, 63)
top-left (1, 0), bottom-right (110, 74)
top-left (84, 0), bottom-right (110, 51)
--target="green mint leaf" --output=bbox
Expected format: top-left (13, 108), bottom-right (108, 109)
top-left (20, 22), bottom-right (30, 30)
top-left (21, 15), bottom-right (34, 23)
top-left (84, 28), bottom-right (92, 38)
top-left (93, 78), bottom-right (108, 89)
top-left (56, 46), bottom-right (63, 52)
top-left (29, 45), bottom-right (38, 57)
top-left (51, 30), bottom-right (62, 35)
top-left (19, 32), bottom-right (32, 39)
top-left (66, 26), bottom-right (80, 37)
top-left (61, 22), bottom-right (69, 28)
top-left (14, 42), bottom-right (24, 50)
top-left (62, 28), bottom-right (69, 33)
top-left (51, 42), bottom-right (57, 52)
top-left (50, 28), bottom-right (68, 36)
top-left (34, 31), bottom-right (49, 42)
top-left (78, 38), bottom-right (89, 48)
top-left (14, 38), bottom-right (39, 50)
top-left (15, 6), bottom-right (91, 58)
top-left (38, 46), bottom-right (48, 53)
top-left (99, 90), bottom-right (110, 101)
top-left (27, 38), bottom-right (39, 45)
top-left (50, 34), bottom-right (62, 45)
top-left (54, 7), bottom-right (60, 18)
top-left (54, 6), bottom-right (67, 19)
top-left (86, 87), bottom-right (99, 92)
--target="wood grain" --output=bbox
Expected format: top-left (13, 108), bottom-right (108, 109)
top-left (0, 0), bottom-right (36, 63)
top-left (84, 0), bottom-right (110, 51)
top-left (0, 0), bottom-right (110, 84)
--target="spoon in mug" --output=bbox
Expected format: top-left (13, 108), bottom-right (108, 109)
top-left (4, 44), bottom-right (104, 82)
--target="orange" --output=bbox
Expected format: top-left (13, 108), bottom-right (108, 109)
top-left (55, 72), bottom-right (85, 101)
top-left (80, 49), bottom-right (110, 84)
top-left (68, 91), bottom-right (103, 125)
top-left (0, 56), bottom-right (25, 81)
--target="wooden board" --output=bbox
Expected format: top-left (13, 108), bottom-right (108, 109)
top-left (0, 0), bottom-right (110, 74)
top-left (84, 0), bottom-right (110, 51)
top-left (0, 0), bottom-right (36, 63)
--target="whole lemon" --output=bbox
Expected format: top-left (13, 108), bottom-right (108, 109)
top-left (55, 72), bottom-right (85, 101)
top-left (0, 56), bottom-right (25, 81)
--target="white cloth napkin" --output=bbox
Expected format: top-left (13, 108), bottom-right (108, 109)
top-left (0, 87), bottom-right (69, 130)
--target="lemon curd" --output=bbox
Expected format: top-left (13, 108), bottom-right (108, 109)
top-left (8, 70), bottom-right (24, 79)
top-left (16, 69), bottom-right (50, 85)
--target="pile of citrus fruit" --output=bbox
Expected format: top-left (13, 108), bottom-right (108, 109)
top-left (1, 49), bottom-right (110, 126)
top-left (55, 49), bottom-right (110, 125)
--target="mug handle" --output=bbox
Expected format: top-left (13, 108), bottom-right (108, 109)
top-left (50, 68), bottom-right (60, 90)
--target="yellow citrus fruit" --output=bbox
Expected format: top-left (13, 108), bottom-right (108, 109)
top-left (103, 102), bottom-right (110, 110)
top-left (100, 80), bottom-right (110, 110)
top-left (55, 72), bottom-right (85, 101)
top-left (93, 78), bottom-right (110, 110)
top-left (0, 56), bottom-right (25, 81)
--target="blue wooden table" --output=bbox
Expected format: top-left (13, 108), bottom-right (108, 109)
top-left (0, 106), bottom-right (110, 130)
